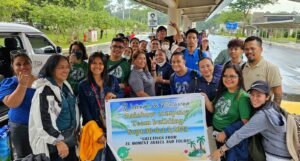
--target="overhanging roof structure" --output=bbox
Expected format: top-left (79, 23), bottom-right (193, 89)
top-left (132, 0), bottom-right (233, 22)
top-left (252, 20), bottom-right (300, 28)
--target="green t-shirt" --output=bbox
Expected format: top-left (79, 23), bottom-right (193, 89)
top-left (107, 59), bottom-right (131, 83)
top-left (67, 61), bottom-right (88, 95)
top-left (213, 89), bottom-right (251, 131)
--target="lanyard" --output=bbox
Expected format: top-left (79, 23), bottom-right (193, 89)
top-left (90, 82), bottom-right (103, 112)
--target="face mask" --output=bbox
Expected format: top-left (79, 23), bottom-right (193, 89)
top-left (162, 45), bottom-right (169, 50)
top-left (122, 55), bottom-right (130, 60)
top-left (157, 60), bottom-right (166, 67)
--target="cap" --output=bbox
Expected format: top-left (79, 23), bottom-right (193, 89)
top-left (247, 80), bottom-right (270, 94)
top-left (171, 45), bottom-right (179, 54)
top-left (149, 33), bottom-right (155, 37)
top-left (202, 37), bottom-right (209, 42)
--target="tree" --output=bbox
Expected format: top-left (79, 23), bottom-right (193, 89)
top-left (188, 140), bottom-right (197, 151)
top-left (0, 0), bottom-right (28, 21)
top-left (215, 10), bottom-right (244, 23)
top-left (230, 0), bottom-right (277, 35)
top-left (196, 136), bottom-right (205, 150)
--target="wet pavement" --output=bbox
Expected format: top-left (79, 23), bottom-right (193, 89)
top-left (209, 35), bottom-right (300, 102)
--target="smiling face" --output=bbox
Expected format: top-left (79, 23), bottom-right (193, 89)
top-left (244, 40), bottom-right (262, 63)
top-left (130, 39), bottom-right (139, 51)
top-left (222, 68), bottom-right (239, 90)
top-left (90, 57), bottom-right (104, 76)
top-left (157, 29), bottom-right (167, 41)
top-left (249, 90), bottom-right (270, 108)
top-left (133, 53), bottom-right (147, 70)
top-left (12, 56), bottom-right (32, 76)
top-left (151, 40), bottom-right (160, 51)
top-left (171, 54), bottom-right (185, 73)
top-left (53, 58), bottom-right (70, 83)
top-left (155, 50), bottom-right (166, 63)
top-left (198, 58), bottom-right (214, 78)
top-left (110, 41), bottom-right (125, 58)
top-left (139, 41), bottom-right (147, 51)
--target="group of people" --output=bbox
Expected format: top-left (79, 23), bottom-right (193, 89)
top-left (0, 22), bottom-right (294, 161)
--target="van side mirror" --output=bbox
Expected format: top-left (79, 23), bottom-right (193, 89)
top-left (56, 46), bottom-right (62, 53)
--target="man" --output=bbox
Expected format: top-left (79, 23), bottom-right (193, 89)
top-left (183, 29), bottom-right (207, 72)
top-left (243, 36), bottom-right (282, 104)
top-left (107, 38), bottom-right (131, 94)
top-left (169, 52), bottom-right (200, 94)
top-left (156, 22), bottom-right (180, 49)
top-left (139, 40), bottom-right (148, 52)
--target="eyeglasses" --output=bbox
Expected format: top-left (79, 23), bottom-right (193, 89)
top-left (222, 75), bottom-right (239, 79)
top-left (10, 49), bottom-right (29, 60)
top-left (112, 45), bottom-right (124, 49)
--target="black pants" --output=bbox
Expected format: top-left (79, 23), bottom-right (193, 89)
top-left (9, 122), bottom-right (32, 159)
top-left (50, 147), bottom-right (78, 161)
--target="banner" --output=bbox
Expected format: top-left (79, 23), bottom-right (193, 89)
top-left (106, 94), bottom-right (210, 161)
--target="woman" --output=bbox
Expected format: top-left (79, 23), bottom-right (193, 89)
top-left (224, 39), bottom-right (245, 67)
top-left (0, 51), bottom-right (37, 159)
top-left (130, 37), bottom-right (140, 52)
top-left (202, 64), bottom-right (251, 161)
top-left (200, 37), bottom-right (212, 58)
top-left (129, 50), bottom-right (155, 97)
top-left (67, 41), bottom-right (88, 96)
top-left (122, 47), bottom-right (133, 62)
top-left (198, 57), bottom-right (222, 126)
top-left (152, 49), bottom-right (173, 96)
top-left (29, 55), bottom-right (79, 161)
top-left (210, 80), bottom-right (292, 161)
top-left (78, 52), bottom-right (123, 161)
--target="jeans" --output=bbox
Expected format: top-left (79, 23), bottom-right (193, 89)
top-left (8, 121), bottom-right (32, 159)
top-left (50, 147), bottom-right (78, 161)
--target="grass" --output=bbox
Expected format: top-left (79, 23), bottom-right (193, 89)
top-left (42, 29), bottom-right (117, 49)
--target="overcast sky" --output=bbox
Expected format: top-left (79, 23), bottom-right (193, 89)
top-left (252, 0), bottom-right (300, 13)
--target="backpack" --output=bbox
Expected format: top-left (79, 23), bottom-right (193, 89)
top-left (281, 109), bottom-right (300, 161)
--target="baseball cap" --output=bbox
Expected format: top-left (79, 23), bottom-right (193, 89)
top-left (247, 80), bottom-right (270, 94)
top-left (202, 37), bottom-right (209, 42)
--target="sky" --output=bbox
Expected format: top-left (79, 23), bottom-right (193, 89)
top-left (251, 0), bottom-right (300, 13)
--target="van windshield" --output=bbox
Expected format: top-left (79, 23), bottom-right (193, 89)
top-left (27, 35), bottom-right (56, 54)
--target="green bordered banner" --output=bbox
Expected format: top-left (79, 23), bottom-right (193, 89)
top-left (106, 93), bottom-right (210, 161)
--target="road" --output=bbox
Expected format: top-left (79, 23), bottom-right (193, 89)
top-left (209, 35), bottom-right (300, 101)
top-left (84, 35), bottom-right (300, 101)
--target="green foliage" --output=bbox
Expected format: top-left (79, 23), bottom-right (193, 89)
top-left (230, 0), bottom-right (276, 16)
top-left (215, 10), bottom-right (244, 23)
top-left (0, 0), bottom-right (28, 21)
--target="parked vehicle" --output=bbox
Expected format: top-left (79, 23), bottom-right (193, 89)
top-left (0, 22), bottom-right (62, 124)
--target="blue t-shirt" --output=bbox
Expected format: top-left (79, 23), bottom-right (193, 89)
top-left (170, 68), bottom-right (200, 94)
top-left (0, 76), bottom-right (35, 125)
top-left (184, 48), bottom-right (207, 72)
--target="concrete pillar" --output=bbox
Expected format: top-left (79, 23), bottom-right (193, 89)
top-left (182, 16), bottom-right (192, 32)
top-left (167, 7), bottom-right (181, 36)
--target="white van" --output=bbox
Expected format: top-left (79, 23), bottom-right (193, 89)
top-left (0, 22), bottom-right (62, 78)
top-left (0, 22), bottom-right (62, 124)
